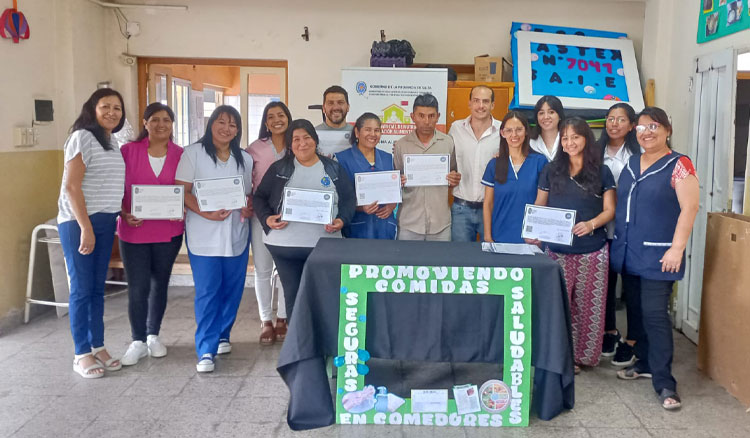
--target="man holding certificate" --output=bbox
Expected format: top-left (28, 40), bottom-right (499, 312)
top-left (529, 118), bottom-right (615, 372)
top-left (335, 112), bottom-right (398, 239)
top-left (392, 94), bottom-right (460, 241)
top-left (254, 119), bottom-right (355, 319)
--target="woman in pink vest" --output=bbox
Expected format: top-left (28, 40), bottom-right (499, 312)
top-left (246, 101), bottom-right (292, 345)
top-left (117, 102), bottom-right (184, 366)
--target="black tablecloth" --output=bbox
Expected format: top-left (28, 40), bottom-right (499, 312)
top-left (277, 238), bottom-right (575, 430)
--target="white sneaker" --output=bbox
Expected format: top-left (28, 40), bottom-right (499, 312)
top-left (121, 341), bottom-right (148, 366)
top-left (217, 340), bottom-right (232, 355)
top-left (147, 335), bottom-right (167, 358)
top-left (196, 354), bottom-right (214, 373)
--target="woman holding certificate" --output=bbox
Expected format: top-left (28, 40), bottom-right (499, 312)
top-left (530, 117), bottom-right (616, 372)
top-left (481, 111), bottom-right (547, 243)
top-left (254, 119), bottom-right (355, 319)
top-left (57, 88), bottom-right (127, 378)
top-left (175, 105), bottom-right (253, 373)
top-left (335, 112), bottom-right (398, 240)
top-left (246, 102), bottom-right (292, 345)
top-left (117, 102), bottom-right (184, 366)
top-left (610, 107), bottom-right (699, 410)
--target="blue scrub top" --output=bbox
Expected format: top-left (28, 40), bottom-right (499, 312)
top-left (481, 153), bottom-right (547, 243)
top-left (335, 145), bottom-right (397, 239)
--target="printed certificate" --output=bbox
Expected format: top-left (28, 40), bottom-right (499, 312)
top-left (521, 204), bottom-right (577, 246)
top-left (403, 154), bottom-right (450, 187)
top-left (281, 188), bottom-right (334, 225)
top-left (194, 176), bottom-right (246, 212)
top-left (410, 389), bottom-right (448, 413)
top-left (131, 185), bottom-right (184, 220)
top-left (354, 170), bottom-right (402, 206)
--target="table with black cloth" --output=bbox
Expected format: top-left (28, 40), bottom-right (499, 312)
top-left (277, 238), bottom-right (575, 430)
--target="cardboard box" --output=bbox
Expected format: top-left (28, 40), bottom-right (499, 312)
top-left (697, 212), bottom-right (750, 408)
top-left (474, 55), bottom-right (503, 82)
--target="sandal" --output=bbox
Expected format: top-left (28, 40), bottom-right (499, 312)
top-left (275, 318), bottom-right (287, 342)
top-left (92, 346), bottom-right (122, 371)
top-left (617, 363), bottom-right (652, 380)
top-left (73, 353), bottom-right (104, 379)
top-left (260, 321), bottom-right (275, 345)
top-left (659, 389), bottom-right (682, 410)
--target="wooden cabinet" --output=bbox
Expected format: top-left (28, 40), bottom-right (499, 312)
top-left (446, 81), bottom-right (514, 131)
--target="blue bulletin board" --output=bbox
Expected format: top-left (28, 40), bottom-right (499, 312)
top-left (514, 31), bottom-right (644, 112)
top-left (509, 22), bottom-right (634, 110)
top-left (697, 0), bottom-right (749, 44)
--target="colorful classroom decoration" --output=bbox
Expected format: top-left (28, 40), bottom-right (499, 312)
top-left (0, 0), bottom-right (30, 44)
top-left (509, 23), bottom-right (628, 110)
top-left (514, 31), bottom-right (644, 112)
top-left (335, 264), bottom-right (533, 428)
top-left (697, 0), bottom-right (749, 44)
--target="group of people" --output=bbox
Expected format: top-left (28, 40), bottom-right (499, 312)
top-left (56, 83), bottom-right (698, 412)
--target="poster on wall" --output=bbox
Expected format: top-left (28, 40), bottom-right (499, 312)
top-left (515, 31), bottom-right (644, 112)
top-left (509, 22), bottom-right (627, 109)
top-left (342, 68), bottom-right (448, 154)
top-left (334, 264), bottom-right (533, 428)
top-left (697, 0), bottom-right (749, 43)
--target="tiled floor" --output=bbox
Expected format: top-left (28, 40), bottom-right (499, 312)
top-left (1, 286), bottom-right (748, 437)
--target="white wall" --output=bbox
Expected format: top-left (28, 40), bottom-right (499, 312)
top-left (0, 0), bottom-right (107, 153)
top-left (101, 0), bottom-right (646, 127)
top-left (641, 0), bottom-right (750, 154)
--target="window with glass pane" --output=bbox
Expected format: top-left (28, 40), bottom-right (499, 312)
top-left (154, 75), bottom-right (167, 105)
top-left (172, 79), bottom-right (191, 146)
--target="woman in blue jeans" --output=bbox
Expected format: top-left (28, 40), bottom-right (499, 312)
top-left (610, 107), bottom-right (699, 410)
top-left (57, 88), bottom-right (127, 378)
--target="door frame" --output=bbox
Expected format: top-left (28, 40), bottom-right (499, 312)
top-left (137, 57), bottom-right (288, 121)
top-left (677, 48), bottom-right (736, 344)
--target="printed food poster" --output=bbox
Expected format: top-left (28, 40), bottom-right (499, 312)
top-left (334, 264), bottom-right (533, 428)
top-left (342, 68), bottom-right (448, 154)
top-left (698, 0), bottom-right (749, 43)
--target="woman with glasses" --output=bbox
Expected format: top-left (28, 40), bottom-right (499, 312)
top-left (529, 95), bottom-right (566, 161)
top-left (481, 111), bottom-right (547, 243)
top-left (528, 117), bottom-right (616, 372)
top-left (335, 112), bottom-right (398, 240)
top-left (610, 107), bottom-right (699, 410)
top-left (598, 103), bottom-right (642, 365)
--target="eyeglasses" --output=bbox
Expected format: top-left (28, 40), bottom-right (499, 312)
top-left (635, 122), bottom-right (661, 134)
top-left (502, 127), bottom-right (525, 136)
top-left (606, 117), bottom-right (629, 125)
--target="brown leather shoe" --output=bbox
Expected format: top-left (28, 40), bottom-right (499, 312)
top-left (275, 318), bottom-right (287, 342)
top-left (260, 321), bottom-right (275, 345)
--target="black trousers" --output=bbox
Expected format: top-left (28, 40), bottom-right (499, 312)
top-left (622, 273), bottom-right (677, 393)
top-left (604, 268), bottom-right (619, 332)
top-left (119, 234), bottom-right (183, 342)
top-left (266, 245), bottom-right (314, 320)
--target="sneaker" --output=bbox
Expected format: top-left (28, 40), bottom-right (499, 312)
top-left (601, 331), bottom-right (621, 357)
top-left (147, 335), bottom-right (167, 358)
top-left (611, 341), bottom-right (636, 367)
top-left (217, 339), bottom-right (232, 355)
top-left (196, 354), bottom-right (214, 373)
top-left (121, 341), bottom-right (148, 366)
top-left (617, 362), bottom-right (652, 380)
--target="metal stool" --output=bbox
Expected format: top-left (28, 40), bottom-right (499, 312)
top-left (24, 224), bottom-right (67, 323)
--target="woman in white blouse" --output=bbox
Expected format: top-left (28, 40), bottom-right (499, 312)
top-left (57, 88), bottom-right (127, 378)
top-left (529, 95), bottom-right (566, 162)
top-left (176, 105), bottom-right (253, 373)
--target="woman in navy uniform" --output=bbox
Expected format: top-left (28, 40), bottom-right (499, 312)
top-left (335, 112), bottom-right (398, 239)
top-left (610, 107), bottom-right (699, 410)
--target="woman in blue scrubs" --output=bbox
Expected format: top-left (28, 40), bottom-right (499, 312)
top-left (335, 112), bottom-right (398, 239)
top-left (481, 111), bottom-right (547, 243)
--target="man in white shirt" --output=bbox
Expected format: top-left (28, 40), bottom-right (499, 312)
top-left (448, 85), bottom-right (501, 241)
top-left (315, 85), bottom-right (353, 156)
